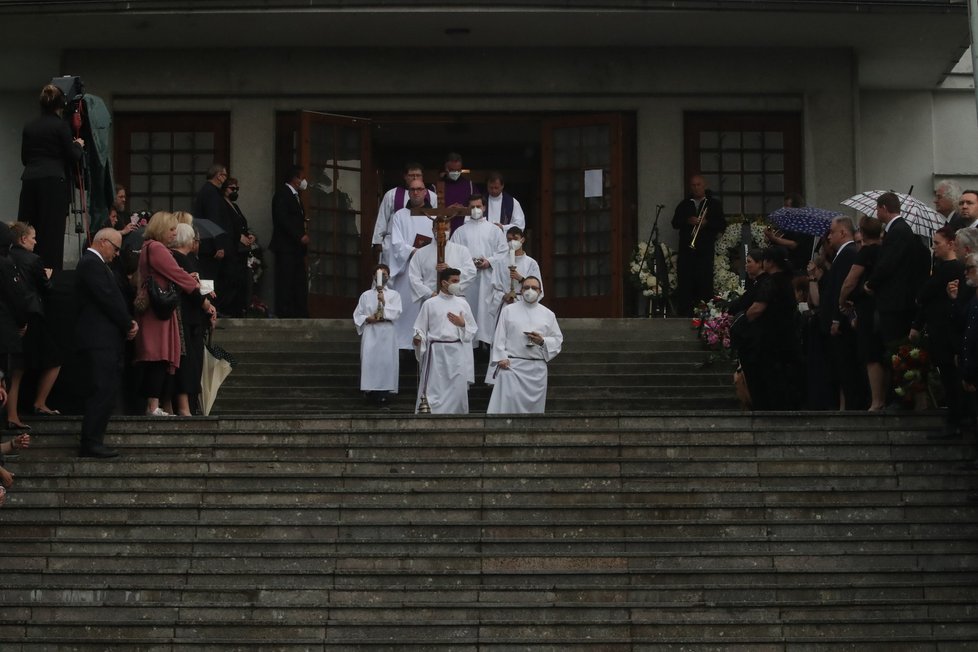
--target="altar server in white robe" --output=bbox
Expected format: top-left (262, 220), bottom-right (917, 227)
top-left (353, 264), bottom-right (402, 405)
top-left (371, 162), bottom-right (438, 265)
top-left (485, 171), bottom-right (526, 231)
top-left (487, 276), bottom-right (562, 414)
top-left (389, 179), bottom-right (438, 349)
top-left (486, 227), bottom-right (542, 341)
top-left (409, 223), bottom-right (477, 381)
top-left (450, 194), bottom-right (508, 347)
top-left (413, 268), bottom-right (478, 414)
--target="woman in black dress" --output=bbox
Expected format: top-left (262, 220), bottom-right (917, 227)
top-left (838, 215), bottom-right (884, 410)
top-left (18, 84), bottom-right (85, 271)
top-left (912, 226), bottom-right (966, 432)
top-left (742, 246), bottom-right (800, 410)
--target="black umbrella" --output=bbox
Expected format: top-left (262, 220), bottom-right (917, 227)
top-left (193, 218), bottom-right (227, 243)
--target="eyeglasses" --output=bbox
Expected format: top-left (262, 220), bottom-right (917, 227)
top-left (103, 239), bottom-right (121, 253)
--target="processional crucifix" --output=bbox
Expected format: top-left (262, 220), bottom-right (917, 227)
top-left (411, 205), bottom-right (470, 415)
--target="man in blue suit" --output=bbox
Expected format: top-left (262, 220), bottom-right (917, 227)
top-left (75, 228), bottom-right (138, 458)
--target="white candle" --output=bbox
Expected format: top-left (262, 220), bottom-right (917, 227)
top-left (509, 250), bottom-right (516, 267)
top-left (376, 269), bottom-right (383, 288)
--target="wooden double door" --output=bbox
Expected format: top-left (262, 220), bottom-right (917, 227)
top-left (287, 111), bottom-right (634, 318)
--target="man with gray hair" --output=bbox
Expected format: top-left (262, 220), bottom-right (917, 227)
top-left (822, 215), bottom-right (867, 410)
top-left (75, 228), bottom-right (138, 458)
top-left (935, 179), bottom-right (964, 230)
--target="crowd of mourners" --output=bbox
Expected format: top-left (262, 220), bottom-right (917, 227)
top-left (0, 84), bottom-right (264, 498)
top-left (717, 185), bottom-right (978, 464)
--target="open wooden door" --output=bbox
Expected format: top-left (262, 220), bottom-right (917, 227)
top-left (296, 111), bottom-right (373, 317)
top-left (540, 113), bottom-right (625, 317)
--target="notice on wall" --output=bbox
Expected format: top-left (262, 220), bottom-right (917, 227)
top-left (584, 169), bottom-right (603, 198)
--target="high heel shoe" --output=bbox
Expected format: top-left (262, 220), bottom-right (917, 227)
top-left (7, 421), bottom-right (31, 432)
top-left (31, 406), bottom-right (60, 416)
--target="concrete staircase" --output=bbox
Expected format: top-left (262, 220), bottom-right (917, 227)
top-left (209, 317), bottom-right (739, 414)
top-left (0, 411), bottom-right (976, 649)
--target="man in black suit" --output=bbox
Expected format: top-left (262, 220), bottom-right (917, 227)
top-left (269, 165), bottom-right (309, 318)
top-left (75, 228), bottom-right (138, 459)
top-left (935, 179), bottom-right (966, 231)
top-left (822, 216), bottom-right (868, 410)
top-left (671, 174), bottom-right (726, 316)
top-left (864, 192), bottom-right (931, 346)
top-left (192, 163), bottom-right (230, 293)
top-left (952, 190), bottom-right (978, 231)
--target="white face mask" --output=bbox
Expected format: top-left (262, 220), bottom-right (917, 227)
top-left (509, 239), bottom-right (522, 251)
top-left (447, 282), bottom-right (462, 296)
top-left (447, 170), bottom-right (462, 182)
top-left (522, 288), bottom-right (540, 303)
top-left (470, 206), bottom-right (483, 221)
top-left (298, 179), bottom-right (308, 191)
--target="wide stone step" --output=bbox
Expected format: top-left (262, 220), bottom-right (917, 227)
top-left (226, 361), bottom-right (730, 378)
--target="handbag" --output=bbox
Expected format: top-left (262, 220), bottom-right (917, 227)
top-left (141, 243), bottom-right (180, 320)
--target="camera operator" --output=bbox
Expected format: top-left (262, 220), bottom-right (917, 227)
top-left (18, 84), bottom-right (85, 271)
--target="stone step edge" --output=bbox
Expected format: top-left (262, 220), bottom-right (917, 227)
top-left (5, 534), bottom-right (975, 545)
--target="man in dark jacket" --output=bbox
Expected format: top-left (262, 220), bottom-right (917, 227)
top-left (864, 192), bottom-right (931, 346)
top-left (671, 174), bottom-right (726, 316)
top-left (75, 228), bottom-right (137, 458)
top-left (269, 165), bottom-right (309, 318)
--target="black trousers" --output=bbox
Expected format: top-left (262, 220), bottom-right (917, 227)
top-left (19, 176), bottom-right (69, 271)
top-left (79, 346), bottom-right (122, 449)
top-left (676, 246), bottom-right (715, 316)
top-left (828, 329), bottom-right (870, 411)
top-left (273, 250), bottom-right (308, 318)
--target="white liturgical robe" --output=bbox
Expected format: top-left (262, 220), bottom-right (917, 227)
top-left (372, 187), bottom-right (438, 264)
top-left (406, 242), bottom-right (477, 370)
top-left (353, 286), bottom-right (402, 392)
top-left (413, 292), bottom-right (478, 414)
top-left (389, 207), bottom-right (439, 349)
top-left (487, 300), bottom-right (563, 414)
top-left (487, 193), bottom-right (526, 231)
top-left (450, 219), bottom-right (508, 345)
top-left (486, 252), bottom-right (542, 342)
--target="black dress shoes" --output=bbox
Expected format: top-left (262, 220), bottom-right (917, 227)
top-left (78, 444), bottom-right (120, 459)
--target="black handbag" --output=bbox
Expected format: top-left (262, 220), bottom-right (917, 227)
top-left (144, 244), bottom-right (180, 320)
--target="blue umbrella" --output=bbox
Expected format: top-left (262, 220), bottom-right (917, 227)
top-left (768, 206), bottom-right (840, 238)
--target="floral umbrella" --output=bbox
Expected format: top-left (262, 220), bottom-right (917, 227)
top-left (841, 191), bottom-right (944, 237)
top-left (768, 206), bottom-right (840, 238)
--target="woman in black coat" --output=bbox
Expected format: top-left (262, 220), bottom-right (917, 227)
top-left (169, 220), bottom-right (217, 416)
top-left (6, 222), bottom-right (62, 429)
top-left (18, 84), bottom-right (85, 271)
top-left (0, 225), bottom-right (28, 388)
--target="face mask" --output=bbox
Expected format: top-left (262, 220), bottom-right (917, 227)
top-left (447, 282), bottom-right (462, 296)
top-left (522, 288), bottom-right (540, 303)
top-left (509, 239), bottom-right (522, 251)
top-left (228, 191), bottom-right (239, 202)
top-left (470, 207), bottom-right (483, 221)
top-left (298, 179), bottom-right (308, 191)
top-left (447, 170), bottom-right (462, 182)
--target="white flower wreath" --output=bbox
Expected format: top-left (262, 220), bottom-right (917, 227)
top-left (629, 242), bottom-right (678, 298)
top-left (713, 220), bottom-right (768, 297)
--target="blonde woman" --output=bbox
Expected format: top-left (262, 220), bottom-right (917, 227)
top-left (133, 212), bottom-right (200, 416)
